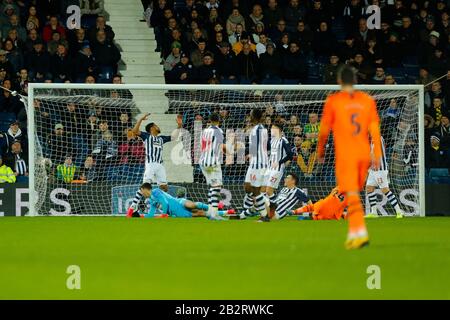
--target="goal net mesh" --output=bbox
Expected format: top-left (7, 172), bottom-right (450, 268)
top-left (28, 86), bottom-right (422, 216)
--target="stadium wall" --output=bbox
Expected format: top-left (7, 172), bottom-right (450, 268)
top-left (1, 183), bottom-right (449, 216)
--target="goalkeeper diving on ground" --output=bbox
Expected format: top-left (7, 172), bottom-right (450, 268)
top-left (127, 183), bottom-right (235, 218)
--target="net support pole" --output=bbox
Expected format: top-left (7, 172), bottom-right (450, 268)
top-left (418, 85), bottom-right (426, 217)
top-left (27, 84), bottom-right (36, 216)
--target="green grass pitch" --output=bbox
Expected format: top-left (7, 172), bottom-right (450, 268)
top-left (0, 216), bottom-right (449, 300)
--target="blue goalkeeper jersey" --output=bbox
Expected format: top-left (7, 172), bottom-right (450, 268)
top-left (147, 188), bottom-right (192, 217)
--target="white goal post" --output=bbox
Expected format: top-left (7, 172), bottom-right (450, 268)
top-left (26, 83), bottom-right (425, 217)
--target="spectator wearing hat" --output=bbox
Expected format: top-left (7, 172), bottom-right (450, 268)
top-left (194, 52), bottom-right (217, 84)
top-left (323, 54), bottom-right (343, 84)
top-left (163, 41), bottom-right (182, 73)
top-left (169, 52), bottom-right (195, 84)
top-left (91, 30), bottom-right (121, 82)
top-left (190, 38), bottom-right (208, 67)
top-left (419, 16), bottom-right (437, 43)
top-left (426, 135), bottom-right (449, 168)
top-left (313, 21), bottom-right (337, 58)
top-left (26, 39), bottom-right (51, 82)
top-left (73, 40), bottom-right (97, 82)
top-left (236, 42), bottom-right (259, 84)
top-left (1, 120), bottom-right (26, 153)
top-left (0, 154), bottom-right (15, 183)
top-left (46, 123), bottom-right (74, 165)
top-left (4, 140), bottom-right (28, 183)
top-left (215, 41), bottom-right (238, 84)
top-left (51, 44), bottom-right (72, 82)
top-left (0, 3), bottom-right (18, 27)
top-left (419, 29), bottom-right (440, 66)
top-left (42, 16), bottom-right (66, 43)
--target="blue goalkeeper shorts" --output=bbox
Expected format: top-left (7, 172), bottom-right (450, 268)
top-left (168, 198), bottom-right (192, 218)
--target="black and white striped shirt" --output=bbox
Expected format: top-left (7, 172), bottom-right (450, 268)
top-left (14, 154), bottom-right (27, 176)
top-left (141, 132), bottom-right (171, 164)
top-left (269, 136), bottom-right (293, 172)
top-left (371, 136), bottom-right (388, 171)
top-left (249, 124), bottom-right (269, 169)
top-left (274, 187), bottom-right (310, 218)
top-left (200, 125), bottom-right (224, 167)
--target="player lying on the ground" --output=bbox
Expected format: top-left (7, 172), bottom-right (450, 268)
top-left (267, 173), bottom-right (312, 220)
top-left (127, 183), bottom-right (233, 219)
top-left (290, 186), bottom-right (348, 220)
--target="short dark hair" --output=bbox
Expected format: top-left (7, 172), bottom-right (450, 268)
top-left (338, 65), bottom-right (356, 85)
top-left (287, 173), bottom-right (299, 185)
top-left (209, 112), bottom-right (220, 123)
top-left (251, 108), bottom-right (264, 122)
top-left (145, 122), bottom-right (155, 133)
top-left (141, 182), bottom-right (152, 190)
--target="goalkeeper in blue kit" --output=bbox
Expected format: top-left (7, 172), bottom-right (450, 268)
top-left (127, 183), bottom-right (233, 218)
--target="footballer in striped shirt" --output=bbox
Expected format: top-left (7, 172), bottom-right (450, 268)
top-left (199, 113), bottom-right (226, 220)
top-left (126, 113), bottom-right (182, 218)
top-left (262, 122), bottom-right (293, 208)
top-left (365, 135), bottom-right (404, 218)
top-left (269, 173), bottom-right (312, 220)
top-left (242, 108), bottom-right (270, 221)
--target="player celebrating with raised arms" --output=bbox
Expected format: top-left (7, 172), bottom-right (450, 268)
top-left (126, 113), bottom-right (182, 218)
top-left (262, 122), bottom-right (293, 210)
top-left (317, 66), bottom-right (382, 249)
top-left (241, 108), bottom-right (270, 222)
top-left (365, 135), bottom-right (404, 218)
top-left (199, 113), bottom-right (226, 220)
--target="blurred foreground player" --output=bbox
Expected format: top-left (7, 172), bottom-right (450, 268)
top-left (317, 66), bottom-right (382, 249)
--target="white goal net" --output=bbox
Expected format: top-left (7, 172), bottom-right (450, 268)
top-left (27, 84), bottom-right (425, 217)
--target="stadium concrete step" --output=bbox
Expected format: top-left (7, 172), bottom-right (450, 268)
top-left (115, 40), bottom-right (157, 51)
top-left (121, 51), bottom-right (161, 62)
top-left (115, 33), bottom-right (155, 40)
top-left (108, 21), bottom-right (150, 31)
top-left (121, 75), bottom-right (165, 84)
top-left (119, 63), bottom-right (163, 74)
